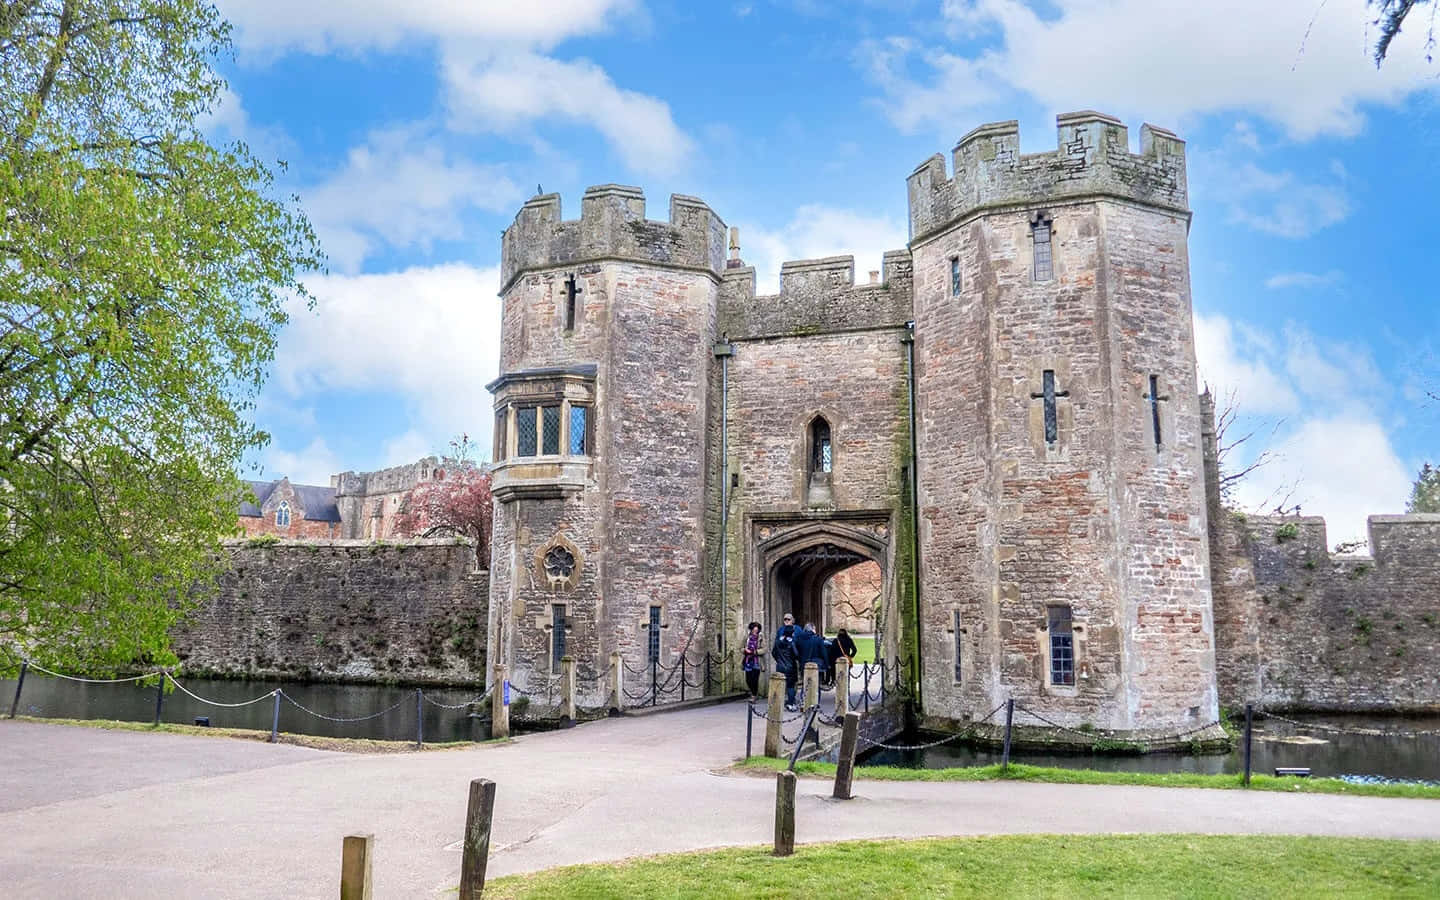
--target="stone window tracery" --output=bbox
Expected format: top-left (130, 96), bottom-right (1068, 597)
top-left (276, 500), bottom-right (291, 529)
top-left (544, 545), bottom-right (576, 580)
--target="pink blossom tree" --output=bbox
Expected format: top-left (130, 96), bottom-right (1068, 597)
top-left (394, 435), bottom-right (493, 569)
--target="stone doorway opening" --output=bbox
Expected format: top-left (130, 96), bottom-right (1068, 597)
top-left (754, 520), bottom-right (892, 654)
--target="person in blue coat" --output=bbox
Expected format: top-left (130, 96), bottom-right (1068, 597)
top-left (771, 613), bottom-right (799, 710)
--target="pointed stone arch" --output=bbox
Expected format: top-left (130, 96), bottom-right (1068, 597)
top-left (751, 517), bottom-right (893, 642)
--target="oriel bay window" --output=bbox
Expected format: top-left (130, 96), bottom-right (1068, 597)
top-left (498, 400), bottom-right (594, 460)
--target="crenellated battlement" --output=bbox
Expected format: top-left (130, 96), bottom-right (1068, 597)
top-left (718, 249), bottom-right (913, 339)
top-left (1240, 514), bottom-right (1440, 570)
top-left (907, 111), bottom-right (1188, 243)
top-left (500, 185), bottom-right (728, 291)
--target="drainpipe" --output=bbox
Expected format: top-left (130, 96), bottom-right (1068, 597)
top-left (713, 340), bottom-right (734, 667)
top-left (902, 321), bottom-right (923, 712)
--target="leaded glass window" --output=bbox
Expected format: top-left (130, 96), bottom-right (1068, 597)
top-left (648, 605), bottom-right (662, 662)
top-left (541, 405), bottom-right (560, 455)
top-left (516, 406), bottom-right (537, 457)
top-left (810, 417), bottom-right (832, 475)
top-left (1048, 605), bottom-right (1075, 686)
top-left (950, 256), bottom-right (962, 297)
top-left (1033, 218), bottom-right (1053, 282)
top-left (276, 501), bottom-right (290, 528)
top-left (569, 405), bottom-right (588, 455)
top-left (552, 604), bottom-right (567, 672)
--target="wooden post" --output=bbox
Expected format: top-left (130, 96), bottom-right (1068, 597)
top-left (491, 664), bottom-right (510, 739)
top-left (340, 833), bottom-right (373, 900)
top-left (609, 651), bottom-right (623, 714)
top-left (560, 656), bottom-right (576, 723)
top-left (833, 712), bottom-right (860, 800)
top-left (1243, 703), bottom-right (1254, 787)
top-left (802, 662), bottom-right (818, 709)
top-left (773, 771), bottom-right (796, 857)
top-left (458, 778), bottom-right (496, 900)
top-left (764, 672), bottom-right (785, 758)
top-left (834, 657), bottom-right (850, 715)
top-left (1001, 698), bottom-right (1014, 770)
top-left (269, 690), bottom-right (281, 743)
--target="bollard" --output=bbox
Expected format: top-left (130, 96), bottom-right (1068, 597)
top-left (835, 658), bottom-right (850, 714)
top-left (745, 696), bottom-right (755, 759)
top-left (340, 833), bottom-right (374, 900)
top-left (1243, 703), bottom-right (1254, 787)
top-left (491, 664), bottom-right (510, 739)
top-left (153, 671), bottom-right (166, 726)
top-left (802, 662), bottom-right (818, 709)
top-left (560, 656), bottom-right (576, 724)
top-left (774, 770), bottom-right (797, 857)
top-left (1001, 698), bottom-right (1014, 770)
top-left (8, 659), bottom-right (28, 719)
top-left (609, 651), bottom-right (623, 714)
top-left (269, 690), bottom-right (281, 743)
top-left (764, 672), bottom-right (785, 758)
top-left (415, 688), bottom-right (424, 748)
top-left (458, 778), bottom-right (497, 900)
top-left (833, 711), bottom-right (861, 800)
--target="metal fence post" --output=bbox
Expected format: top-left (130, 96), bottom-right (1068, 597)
top-left (745, 697), bottom-right (754, 759)
top-left (863, 664), bottom-right (871, 714)
top-left (153, 671), bottom-right (166, 726)
top-left (1001, 698), bottom-right (1015, 770)
top-left (680, 655), bottom-right (687, 703)
top-left (1243, 703), bottom-right (1254, 787)
top-left (705, 653), bottom-right (713, 696)
top-left (415, 688), bottom-right (424, 748)
top-left (269, 690), bottom-right (281, 743)
top-left (650, 656), bottom-right (658, 707)
top-left (8, 660), bottom-right (28, 719)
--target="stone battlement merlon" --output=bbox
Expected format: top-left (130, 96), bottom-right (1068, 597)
top-left (1240, 514), bottom-right (1440, 569)
top-left (499, 185), bottom-right (727, 292)
top-left (907, 111), bottom-right (1188, 244)
top-left (717, 249), bottom-right (913, 339)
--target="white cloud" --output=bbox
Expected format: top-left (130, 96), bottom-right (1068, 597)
top-left (218, 0), bottom-right (636, 54)
top-left (1193, 313), bottom-right (1299, 416)
top-left (303, 126), bottom-right (526, 272)
top-left (1195, 310), bottom-right (1408, 544)
top-left (1264, 270), bottom-right (1342, 290)
top-left (1219, 162), bottom-right (1350, 238)
top-left (272, 263), bottom-right (503, 459)
top-left (865, 1), bottom-right (1439, 139)
top-left (740, 205), bottom-right (909, 294)
top-left (1231, 418), bottom-right (1411, 546)
top-left (382, 429), bottom-right (439, 467)
top-left (259, 437), bottom-right (345, 486)
top-left (443, 51), bottom-right (694, 176)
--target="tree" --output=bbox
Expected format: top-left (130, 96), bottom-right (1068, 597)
top-left (1406, 463), bottom-right (1440, 513)
top-left (1370, 1), bottom-right (1437, 65)
top-left (393, 436), bottom-right (493, 569)
top-left (0, 2), bottom-right (322, 675)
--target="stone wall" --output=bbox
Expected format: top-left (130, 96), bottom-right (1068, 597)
top-left (332, 457), bottom-right (450, 540)
top-left (174, 539), bottom-right (488, 685)
top-left (718, 251), bottom-right (912, 339)
top-left (1209, 512), bottom-right (1440, 712)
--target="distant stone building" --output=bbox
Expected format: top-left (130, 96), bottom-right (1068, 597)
top-left (240, 457), bottom-right (454, 540)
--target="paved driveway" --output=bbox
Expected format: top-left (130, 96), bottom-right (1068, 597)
top-left (2, 705), bottom-right (1438, 898)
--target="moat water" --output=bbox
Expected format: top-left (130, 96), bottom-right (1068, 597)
top-left (1, 674), bottom-right (504, 743)
top-left (862, 713), bottom-right (1440, 782)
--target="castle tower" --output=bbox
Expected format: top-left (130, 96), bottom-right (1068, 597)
top-left (907, 112), bottom-right (1216, 733)
top-left (488, 186), bottom-right (726, 702)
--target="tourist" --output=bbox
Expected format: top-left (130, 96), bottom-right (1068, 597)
top-left (741, 621), bottom-right (766, 700)
top-left (797, 622), bottom-right (825, 694)
top-left (834, 628), bottom-right (858, 663)
top-left (772, 613), bottom-right (799, 710)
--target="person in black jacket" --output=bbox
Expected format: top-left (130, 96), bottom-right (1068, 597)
top-left (795, 622), bottom-right (825, 698)
top-left (824, 628), bottom-right (858, 688)
top-left (771, 613), bottom-right (799, 710)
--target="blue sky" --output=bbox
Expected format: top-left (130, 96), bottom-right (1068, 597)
top-left (211, 0), bottom-right (1440, 546)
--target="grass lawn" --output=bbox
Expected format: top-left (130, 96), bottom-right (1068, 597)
top-left (482, 834), bottom-right (1440, 898)
top-left (830, 635), bottom-right (874, 664)
top-left (3, 715), bottom-right (482, 753)
top-left (734, 756), bottom-right (1440, 800)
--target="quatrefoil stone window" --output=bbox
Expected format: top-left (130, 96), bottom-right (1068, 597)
top-left (544, 545), bottom-right (575, 579)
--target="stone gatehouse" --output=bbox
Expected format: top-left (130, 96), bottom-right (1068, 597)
top-left (483, 110), bottom-right (1434, 735)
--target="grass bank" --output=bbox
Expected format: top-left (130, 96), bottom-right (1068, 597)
top-left (483, 834), bottom-right (1440, 898)
top-left (4, 715), bottom-right (481, 753)
top-left (733, 756), bottom-right (1440, 799)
